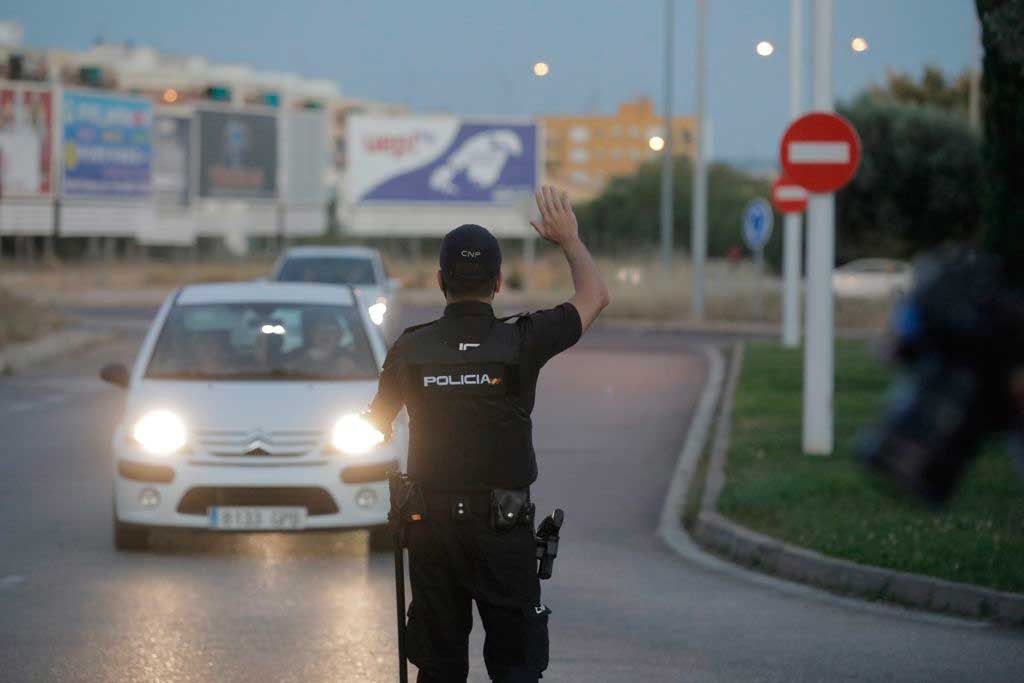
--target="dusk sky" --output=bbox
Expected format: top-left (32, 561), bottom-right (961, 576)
top-left (7, 0), bottom-right (978, 163)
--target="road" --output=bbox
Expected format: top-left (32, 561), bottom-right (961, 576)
top-left (1, 304), bottom-right (1021, 682)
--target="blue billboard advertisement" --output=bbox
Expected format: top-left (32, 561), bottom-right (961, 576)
top-left (61, 91), bottom-right (153, 197)
top-left (347, 116), bottom-right (538, 204)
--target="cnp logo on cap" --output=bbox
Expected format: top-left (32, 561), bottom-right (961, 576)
top-left (441, 224), bottom-right (501, 280)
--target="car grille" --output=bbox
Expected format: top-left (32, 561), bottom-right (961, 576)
top-left (195, 429), bottom-right (322, 457)
top-left (177, 487), bottom-right (339, 516)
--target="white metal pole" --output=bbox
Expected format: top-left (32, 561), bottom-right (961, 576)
top-left (782, 0), bottom-right (804, 348)
top-left (691, 0), bottom-right (708, 321)
top-left (803, 0), bottom-right (834, 455)
top-left (660, 0), bottom-right (675, 273)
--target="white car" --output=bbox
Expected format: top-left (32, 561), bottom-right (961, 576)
top-left (832, 258), bottom-right (912, 299)
top-left (271, 246), bottom-right (402, 341)
top-left (102, 281), bottom-right (406, 551)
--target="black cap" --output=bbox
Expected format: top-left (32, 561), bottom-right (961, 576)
top-left (439, 224), bottom-right (501, 281)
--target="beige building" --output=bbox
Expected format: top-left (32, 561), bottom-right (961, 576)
top-left (541, 97), bottom-right (697, 201)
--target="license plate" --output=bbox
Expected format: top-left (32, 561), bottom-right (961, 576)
top-left (208, 506), bottom-right (307, 530)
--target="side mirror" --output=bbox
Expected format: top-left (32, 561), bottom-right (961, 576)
top-left (100, 363), bottom-right (130, 389)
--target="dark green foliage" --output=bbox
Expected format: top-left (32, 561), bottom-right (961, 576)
top-left (835, 97), bottom-right (983, 262)
top-left (976, 0), bottom-right (1024, 285)
top-left (575, 157), bottom-right (778, 265)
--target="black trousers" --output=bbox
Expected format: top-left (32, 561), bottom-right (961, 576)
top-left (405, 495), bottom-right (549, 682)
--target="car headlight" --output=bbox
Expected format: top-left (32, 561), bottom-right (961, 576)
top-left (368, 298), bottom-right (387, 326)
top-left (331, 413), bottom-right (385, 455)
top-left (132, 410), bottom-right (187, 456)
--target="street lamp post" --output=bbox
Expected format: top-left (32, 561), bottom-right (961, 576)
top-left (803, 0), bottom-right (835, 455)
top-left (691, 0), bottom-right (708, 321)
top-left (782, 0), bottom-right (804, 348)
top-left (660, 0), bottom-right (675, 274)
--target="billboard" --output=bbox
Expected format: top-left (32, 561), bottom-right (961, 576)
top-left (347, 116), bottom-right (538, 205)
top-left (285, 110), bottom-right (327, 204)
top-left (153, 114), bottom-right (191, 206)
top-left (61, 90), bottom-right (153, 198)
top-left (0, 86), bottom-right (53, 197)
top-left (198, 109), bottom-right (277, 199)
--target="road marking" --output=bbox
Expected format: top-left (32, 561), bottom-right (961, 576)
top-left (788, 141), bottom-right (850, 164)
top-left (0, 575), bottom-right (25, 590)
top-left (6, 393), bottom-right (70, 414)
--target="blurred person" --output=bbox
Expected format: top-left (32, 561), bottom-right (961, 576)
top-left (366, 186), bottom-right (609, 682)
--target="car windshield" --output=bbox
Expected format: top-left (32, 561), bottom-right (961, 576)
top-left (276, 256), bottom-right (378, 286)
top-left (145, 302), bottom-right (378, 381)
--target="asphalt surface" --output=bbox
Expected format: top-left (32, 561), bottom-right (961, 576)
top-left (1, 304), bottom-right (1021, 682)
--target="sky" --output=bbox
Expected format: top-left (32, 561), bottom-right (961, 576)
top-left (5, 0), bottom-right (978, 164)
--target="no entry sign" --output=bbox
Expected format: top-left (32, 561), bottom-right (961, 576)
top-left (771, 176), bottom-right (808, 214)
top-left (780, 112), bottom-right (861, 194)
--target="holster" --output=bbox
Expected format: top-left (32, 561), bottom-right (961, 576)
top-left (490, 487), bottom-right (535, 531)
top-left (387, 472), bottom-right (425, 546)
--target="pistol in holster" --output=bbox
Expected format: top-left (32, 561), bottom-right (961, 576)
top-left (535, 509), bottom-right (564, 580)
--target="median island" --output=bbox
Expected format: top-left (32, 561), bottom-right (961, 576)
top-left (717, 341), bottom-right (1024, 594)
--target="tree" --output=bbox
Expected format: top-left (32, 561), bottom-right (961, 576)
top-left (836, 96), bottom-right (982, 263)
top-left (576, 157), bottom-right (777, 265)
top-left (866, 65), bottom-right (973, 115)
top-left (976, 0), bottom-right (1024, 285)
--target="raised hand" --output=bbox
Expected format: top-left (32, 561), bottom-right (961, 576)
top-left (530, 185), bottom-right (580, 246)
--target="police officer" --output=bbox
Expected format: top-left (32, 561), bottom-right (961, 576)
top-left (366, 185), bottom-right (609, 682)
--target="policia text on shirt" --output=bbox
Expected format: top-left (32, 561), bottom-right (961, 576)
top-left (366, 186), bottom-right (610, 683)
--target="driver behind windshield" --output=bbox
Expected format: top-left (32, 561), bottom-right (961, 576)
top-left (286, 310), bottom-right (359, 376)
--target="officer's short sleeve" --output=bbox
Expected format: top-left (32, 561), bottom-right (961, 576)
top-left (520, 302), bottom-right (583, 369)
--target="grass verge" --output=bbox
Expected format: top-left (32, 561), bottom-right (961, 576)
top-left (0, 286), bottom-right (63, 349)
top-left (717, 341), bottom-right (1024, 594)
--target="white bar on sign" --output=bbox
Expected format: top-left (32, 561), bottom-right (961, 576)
top-left (789, 141), bottom-right (849, 164)
top-left (776, 186), bottom-right (808, 200)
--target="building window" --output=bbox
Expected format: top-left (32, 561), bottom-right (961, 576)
top-left (569, 125), bottom-right (590, 142)
top-left (611, 125), bottom-right (622, 137)
top-left (571, 171), bottom-right (590, 185)
top-left (629, 148), bottom-right (641, 160)
top-left (628, 125), bottom-right (640, 138)
top-left (681, 130), bottom-right (692, 144)
top-left (610, 148), bottom-right (622, 160)
top-left (569, 148), bottom-right (589, 163)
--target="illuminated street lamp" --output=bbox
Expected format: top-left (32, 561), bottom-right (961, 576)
top-left (162, 88), bottom-right (178, 103)
top-left (851, 36), bottom-right (868, 53)
top-left (756, 41), bottom-right (775, 57)
top-left (533, 61), bottom-right (550, 77)
top-left (648, 135), bottom-right (665, 151)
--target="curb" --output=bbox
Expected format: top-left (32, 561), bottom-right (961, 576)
top-left (690, 343), bottom-right (1024, 626)
top-left (0, 329), bottom-right (116, 374)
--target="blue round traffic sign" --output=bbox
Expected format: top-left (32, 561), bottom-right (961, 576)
top-left (742, 198), bottom-right (774, 252)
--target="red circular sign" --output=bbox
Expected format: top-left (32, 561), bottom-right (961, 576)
top-left (771, 175), bottom-right (808, 214)
top-left (780, 112), bottom-right (861, 194)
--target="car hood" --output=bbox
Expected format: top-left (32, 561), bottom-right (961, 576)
top-left (125, 379), bottom-right (379, 432)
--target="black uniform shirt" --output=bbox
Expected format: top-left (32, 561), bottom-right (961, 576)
top-left (368, 300), bottom-right (582, 490)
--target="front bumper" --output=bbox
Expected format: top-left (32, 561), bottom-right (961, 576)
top-left (113, 445), bottom-right (402, 530)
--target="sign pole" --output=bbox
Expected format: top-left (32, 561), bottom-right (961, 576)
top-left (782, 212), bottom-right (802, 345)
top-left (803, 0), bottom-right (834, 455)
top-left (783, 0), bottom-right (804, 348)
